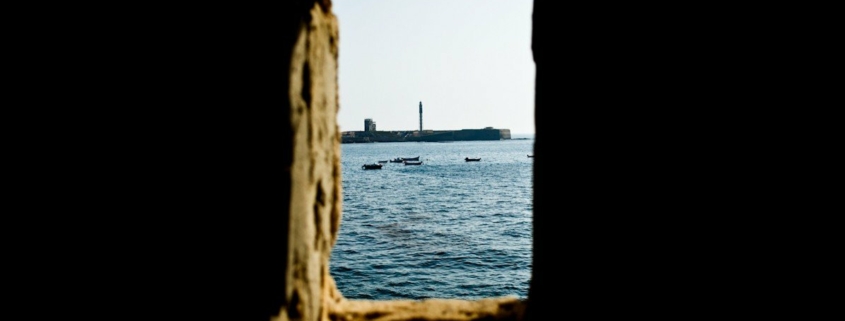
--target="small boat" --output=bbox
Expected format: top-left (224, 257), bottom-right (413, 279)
top-left (465, 157), bottom-right (481, 162)
top-left (527, 155), bottom-right (534, 158)
top-left (377, 160), bottom-right (388, 163)
top-left (362, 164), bottom-right (383, 170)
top-left (401, 156), bottom-right (420, 161)
top-left (389, 158), bottom-right (404, 163)
top-left (403, 160), bottom-right (422, 165)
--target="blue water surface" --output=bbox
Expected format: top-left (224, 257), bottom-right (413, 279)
top-left (330, 136), bottom-right (534, 300)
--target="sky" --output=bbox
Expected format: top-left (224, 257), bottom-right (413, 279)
top-left (332, 0), bottom-right (536, 135)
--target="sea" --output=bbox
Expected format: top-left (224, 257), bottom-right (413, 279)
top-left (329, 134), bottom-right (534, 301)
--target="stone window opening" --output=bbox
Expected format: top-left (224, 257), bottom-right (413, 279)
top-left (273, 1), bottom-right (553, 320)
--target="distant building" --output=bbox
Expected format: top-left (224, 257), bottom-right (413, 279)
top-left (364, 118), bottom-right (376, 132)
top-left (341, 126), bottom-right (509, 143)
top-left (419, 101), bottom-right (423, 132)
top-left (341, 103), bottom-right (510, 144)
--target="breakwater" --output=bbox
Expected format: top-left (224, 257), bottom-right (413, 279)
top-left (341, 128), bottom-right (511, 143)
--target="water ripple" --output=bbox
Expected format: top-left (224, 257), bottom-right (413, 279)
top-left (331, 140), bottom-right (534, 300)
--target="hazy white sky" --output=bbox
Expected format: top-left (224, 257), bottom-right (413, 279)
top-left (333, 0), bottom-right (536, 135)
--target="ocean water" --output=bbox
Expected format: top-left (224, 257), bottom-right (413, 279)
top-left (330, 135), bottom-right (534, 300)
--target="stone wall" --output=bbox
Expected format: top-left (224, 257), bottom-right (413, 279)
top-left (275, 1), bottom-right (343, 320)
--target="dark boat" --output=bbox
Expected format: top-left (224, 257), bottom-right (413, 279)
top-left (401, 156), bottom-right (420, 161)
top-left (403, 161), bottom-right (422, 165)
top-left (527, 155), bottom-right (534, 158)
top-left (389, 158), bottom-right (404, 163)
top-left (377, 160), bottom-right (388, 163)
top-left (362, 164), bottom-right (383, 170)
top-left (465, 157), bottom-right (481, 162)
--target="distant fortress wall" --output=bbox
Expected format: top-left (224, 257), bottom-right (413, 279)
top-left (407, 128), bottom-right (510, 142)
top-left (341, 127), bottom-right (510, 143)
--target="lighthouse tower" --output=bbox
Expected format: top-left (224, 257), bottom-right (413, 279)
top-left (419, 101), bottom-right (423, 132)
